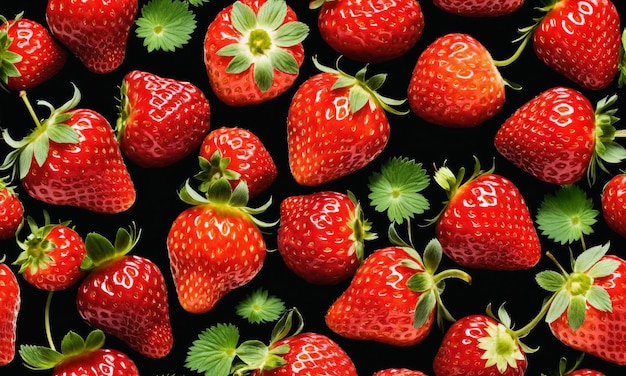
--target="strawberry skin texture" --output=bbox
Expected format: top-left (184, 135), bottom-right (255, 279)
top-left (76, 255), bottom-right (173, 358)
top-left (494, 87), bottom-right (595, 185)
top-left (0, 185), bottom-right (23, 240)
top-left (46, 0), bottom-right (138, 74)
top-left (533, 0), bottom-right (621, 90)
top-left (549, 254), bottom-right (626, 366)
top-left (325, 246), bottom-right (435, 346)
top-left (432, 0), bottom-right (524, 17)
top-left (569, 371), bottom-right (606, 376)
top-left (0, 263), bottom-right (20, 366)
top-left (316, 0), bottom-right (424, 63)
top-left (118, 70), bottom-right (212, 168)
top-left (373, 368), bottom-right (428, 376)
top-left (287, 72), bottom-right (390, 186)
top-left (436, 174), bottom-right (541, 270)
top-left (601, 173), bottom-right (626, 238)
top-left (52, 348), bottom-right (139, 376)
top-left (167, 204), bottom-right (267, 313)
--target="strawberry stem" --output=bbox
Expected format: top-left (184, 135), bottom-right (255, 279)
top-left (511, 293), bottom-right (556, 338)
top-left (44, 291), bottom-right (56, 352)
top-left (19, 91), bottom-right (43, 129)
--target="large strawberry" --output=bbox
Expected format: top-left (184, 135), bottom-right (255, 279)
top-left (407, 33), bottom-right (507, 128)
top-left (495, 87), bottom-right (626, 186)
top-left (13, 211), bottom-right (86, 291)
top-left (116, 70), bottom-right (212, 168)
top-left (287, 57), bottom-right (407, 186)
top-left (310, 0), bottom-right (424, 63)
top-left (0, 257), bottom-right (20, 366)
top-left (433, 158), bottom-right (541, 270)
top-left (203, 0), bottom-right (309, 106)
top-left (432, 0), bottom-right (524, 17)
top-left (1, 84), bottom-right (136, 214)
top-left (0, 13), bottom-right (66, 90)
top-left (601, 172), bottom-right (626, 238)
top-left (0, 176), bottom-right (23, 240)
top-left (76, 226), bottom-right (173, 358)
top-left (46, 0), bottom-right (138, 74)
top-left (277, 190), bottom-right (377, 285)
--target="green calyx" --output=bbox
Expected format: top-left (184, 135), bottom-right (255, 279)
top-left (80, 224), bottom-right (141, 271)
top-left (0, 12), bottom-right (24, 91)
top-left (135, 0), bottom-right (197, 52)
top-left (346, 190), bottom-right (377, 264)
top-left (236, 288), bottom-right (286, 324)
top-left (216, 0), bottom-right (309, 92)
top-left (588, 94), bottom-right (626, 186)
top-left (20, 330), bottom-right (106, 371)
top-left (194, 151), bottom-right (241, 193)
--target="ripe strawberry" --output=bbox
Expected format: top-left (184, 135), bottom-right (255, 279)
top-left (13, 212), bottom-right (86, 291)
top-left (373, 368), bottom-right (428, 376)
top-left (0, 13), bottom-right (66, 91)
top-left (203, 0), bottom-right (309, 106)
top-left (277, 190), bottom-right (377, 285)
top-left (568, 370), bottom-right (606, 376)
top-left (20, 330), bottom-right (140, 376)
top-left (287, 57), bottom-right (407, 186)
top-left (116, 70), bottom-right (212, 168)
top-left (1, 84), bottom-right (136, 214)
top-left (167, 178), bottom-right (273, 314)
top-left (76, 226), bottom-right (173, 358)
top-left (46, 0), bottom-right (138, 74)
top-left (310, 0), bottom-right (424, 63)
top-left (0, 258), bottom-right (20, 366)
top-left (407, 33), bottom-right (506, 128)
top-left (325, 241), bottom-right (470, 346)
top-left (197, 126), bottom-right (277, 198)
top-left (433, 159), bottom-right (541, 270)
top-left (432, 0), bottom-right (524, 17)
top-left (541, 355), bottom-right (606, 376)
top-left (0, 176), bottom-right (23, 240)
top-left (601, 172), bottom-right (626, 238)
top-left (495, 87), bottom-right (625, 185)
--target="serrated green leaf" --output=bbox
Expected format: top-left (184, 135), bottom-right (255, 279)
top-left (567, 295), bottom-right (587, 330)
top-left (413, 290), bottom-right (436, 328)
top-left (236, 288), bottom-right (286, 324)
top-left (546, 289), bottom-right (570, 323)
top-left (231, 1), bottom-right (257, 34)
top-left (185, 323), bottom-right (240, 376)
top-left (273, 22), bottom-right (309, 47)
top-left (135, 0), bottom-right (196, 52)
top-left (574, 243), bottom-right (609, 273)
top-left (586, 285), bottom-right (612, 312)
top-left (19, 345), bottom-right (63, 370)
top-left (535, 270), bottom-right (566, 292)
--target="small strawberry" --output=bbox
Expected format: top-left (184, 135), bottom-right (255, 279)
top-left (0, 257), bottom-right (20, 366)
top-left (495, 87), bottom-right (626, 186)
top-left (0, 176), bottom-right (23, 240)
top-left (76, 225), bottom-right (173, 358)
top-left (407, 33), bottom-right (508, 128)
top-left (287, 57), bottom-right (407, 186)
top-left (541, 355), bottom-right (606, 376)
top-left (0, 13), bottom-right (66, 91)
top-left (13, 211), bottom-right (86, 291)
top-left (1, 84), bottom-right (136, 214)
top-left (46, 0), bottom-right (138, 74)
top-left (203, 0), bottom-right (309, 106)
top-left (372, 368), bottom-right (428, 376)
top-left (601, 172), bottom-right (626, 238)
top-left (116, 70), bottom-right (212, 168)
top-left (20, 330), bottom-right (139, 376)
top-left (277, 190), bottom-right (377, 285)
top-left (197, 126), bottom-right (277, 198)
top-left (432, 0), bottom-right (524, 17)
top-left (433, 158), bottom-right (541, 270)
top-left (310, 0), bottom-right (424, 63)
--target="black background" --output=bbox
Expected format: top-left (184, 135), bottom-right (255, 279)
top-left (1, 0), bottom-right (626, 375)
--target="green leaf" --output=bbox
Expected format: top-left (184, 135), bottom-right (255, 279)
top-left (535, 270), bottom-right (566, 292)
top-left (273, 22), bottom-right (309, 47)
top-left (19, 345), bottom-right (63, 371)
top-left (224, 52), bottom-right (254, 73)
top-left (60, 331), bottom-right (86, 357)
top-left (236, 340), bottom-right (269, 367)
top-left (269, 48), bottom-right (299, 74)
top-left (253, 56), bottom-right (274, 92)
top-left (236, 288), bottom-right (286, 324)
top-left (586, 285), bottom-right (612, 312)
top-left (135, 0), bottom-right (197, 52)
top-left (546, 289), bottom-right (570, 323)
top-left (573, 243), bottom-right (609, 273)
top-left (413, 290), bottom-right (436, 328)
top-left (567, 295), bottom-right (587, 330)
top-left (185, 323), bottom-right (240, 376)
top-left (46, 124), bottom-right (79, 144)
top-left (231, 1), bottom-right (258, 34)
top-left (257, 0), bottom-right (286, 30)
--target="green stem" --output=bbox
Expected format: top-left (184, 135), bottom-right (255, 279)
top-left (546, 251), bottom-right (568, 276)
top-left (20, 91), bottom-right (43, 129)
top-left (493, 31), bottom-right (533, 67)
top-left (433, 269), bottom-right (472, 285)
top-left (512, 293), bottom-right (556, 337)
top-left (614, 129), bottom-right (626, 138)
top-left (406, 218), bottom-right (415, 249)
top-left (580, 235), bottom-right (587, 252)
top-left (45, 291), bottom-right (56, 351)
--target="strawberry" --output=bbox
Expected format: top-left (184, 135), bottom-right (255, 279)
top-left (310, 0), bottom-right (424, 63)
top-left (0, 13), bottom-right (66, 91)
top-left (116, 70), bottom-right (212, 168)
top-left (325, 241), bottom-right (470, 346)
top-left (76, 226), bottom-right (173, 358)
top-left (197, 126), bottom-right (277, 198)
top-left (287, 57), bottom-right (407, 186)
top-left (0, 176), bottom-right (23, 240)
top-left (541, 355), bottom-right (606, 376)
top-left (13, 211), bottom-right (86, 291)
top-left (203, 0), bottom-right (309, 106)
top-left (0, 257), bottom-right (20, 366)
top-left (1, 84), bottom-right (136, 214)
top-left (45, 0), bottom-right (138, 74)
top-left (433, 159), bottom-right (541, 270)
top-left (601, 172), bottom-right (626, 238)
top-left (20, 330), bottom-right (140, 376)
top-left (277, 190), bottom-right (377, 285)
top-left (407, 33), bottom-right (506, 128)
top-left (372, 368), bottom-right (428, 376)
top-left (495, 87), bottom-right (626, 186)
top-left (568, 370), bottom-right (606, 376)
top-left (167, 178), bottom-right (274, 314)
top-left (432, 0), bottom-right (524, 17)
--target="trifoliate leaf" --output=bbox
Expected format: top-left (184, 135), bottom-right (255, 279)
top-left (185, 323), bottom-right (240, 376)
top-left (236, 288), bottom-right (286, 324)
top-left (135, 0), bottom-right (197, 52)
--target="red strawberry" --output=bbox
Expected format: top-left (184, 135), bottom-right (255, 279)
top-left (20, 330), bottom-right (139, 376)
top-left (373, 368), bottom-right (428, 376)
top-left (495, 87), bottom-right (625, 185)
top-left (432, 0), bottom-right (524, 17)
top-left (601, 172), bottom-right (626, 238)
top-left (167, 178), bottom-right (273, 314)
top-left (197, 126), bottom-right (277, 198)
top-left (0, 13), bottom-right (66, 90)
top-left (46, 0), bottom-right (138, 74)
top-left (287, 57), bottom-right (407, 186)
top-left (541, 355), bottom-right (606, 376)
top-left (310, 0), bottom-right (424, 63)
top-left (0, 176), bottom-right (23, 240)
top-left (116, 70), bottom-right (212, 168)
top-left (433, 159), bottom-right (541, 270)
top-left (325, 241), bottom-right (470, 346)
top-left (407, 33), bottom-right (506, 128)
top-left (203, 0), bottom-right (309, 106)
top-left (1, 84), bottom-right (136, 213)
top-left (568, 370), bottom-right (606, 376)
top-left (76, 226), bottom-right (173, 358)
top-left (13, 212), bottom-right (86, 291)
top-left (0, 257), bottom-right (20, 366)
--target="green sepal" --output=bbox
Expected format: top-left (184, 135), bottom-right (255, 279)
top-left (0, 13), bottom-right (25, 91)
top-left (346, 190), bottom-right (377, 264)
top-left (589, 94), bottom-right (626, 185)
top-left (135, 0), bottom-right (197, 52)
top-left (269, 307), bottom-right (304, 346)
top-left (236, 288), bottom-right (286, 324)
top-left (185, 323), bottom-right (240, 376)
top-left (619, 28), bottom-right (626, 88)
top-left (20, 330), bottom-right (105, 371)
top-left (81, 224), bottom-right (141, 271)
